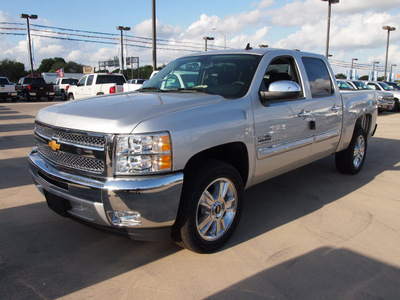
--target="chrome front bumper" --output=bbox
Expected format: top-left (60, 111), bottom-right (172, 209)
top-left (28, 148), bottom-right (183, 239)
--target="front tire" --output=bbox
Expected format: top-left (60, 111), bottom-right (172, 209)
top-left (173, 161), bottom-right (244, 253)
top-left (335, 127), bottom-right (367, 175)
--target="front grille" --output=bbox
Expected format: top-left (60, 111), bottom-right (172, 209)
top-left (35, 123), bottom-right (106, 149)
top-left (34, 122), bottom-right (108, 174)
top-left (37, 144), bottom-right (105, 173)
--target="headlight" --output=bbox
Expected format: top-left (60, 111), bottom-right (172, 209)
top-left (115, 132), bottom-right (172, 175)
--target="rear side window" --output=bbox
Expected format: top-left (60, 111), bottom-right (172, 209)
top-left (302, 57), bottom-right (333, 98)
top-left (96, 75), bottom-right (126, 85)
top-left (0, 78), bottom-right (9, 84)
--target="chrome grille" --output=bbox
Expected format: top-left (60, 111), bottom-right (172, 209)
top-left (37, 144), bottom-right (104, 173)
top-left (35, 123), bottom-right (106, 149)
top-left (34, 122), bottom-right (107, 174)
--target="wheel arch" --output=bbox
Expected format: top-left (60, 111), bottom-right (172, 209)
top-left (183, 142), bottom-right (249, 187)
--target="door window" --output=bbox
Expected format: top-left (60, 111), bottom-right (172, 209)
top-left (302, 57), bottom-right (333, 98)
top-left (261, 56), bottom-right (303, 99)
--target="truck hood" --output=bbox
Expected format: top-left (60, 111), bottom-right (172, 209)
top-left (36, 92), bottom-right (225, 133)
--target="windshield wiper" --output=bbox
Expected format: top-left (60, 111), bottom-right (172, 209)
top-left (162, 87), bottom-right (215, 95)
top-left (137, 87), bottom-right (163, 92)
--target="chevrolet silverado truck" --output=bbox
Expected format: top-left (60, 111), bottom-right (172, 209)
top-left (29, 48), bottom-right (378, 253)
top-left (0, 77), bottom-right (17, 101)
top-left (67, 73), bottom-right (126, 100)
top-left (17, 76), bottom-right (55, 101)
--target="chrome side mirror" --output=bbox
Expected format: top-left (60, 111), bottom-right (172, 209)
top-left (259, 80), bottom-right (302, 104)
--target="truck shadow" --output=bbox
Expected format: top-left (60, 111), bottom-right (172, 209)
top-left (207, 247), bottom-right (400, 299)
top-left (230, 135), bottom-right (399, 249)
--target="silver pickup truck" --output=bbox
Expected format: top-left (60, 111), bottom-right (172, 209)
top-left (29, 48), bottom-right (378, 253)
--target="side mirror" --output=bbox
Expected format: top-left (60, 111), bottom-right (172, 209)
top-left (260, 80), bottom-right (302, 104)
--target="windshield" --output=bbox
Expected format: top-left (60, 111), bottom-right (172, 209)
top-left (337, 80), bottom-right (354, 90)
top-left (351, 81), bottom-right (372, 90)
top-left (141, 54), bottom-right (262, 98)
top-left (378, 82), bottom-right (393, 91)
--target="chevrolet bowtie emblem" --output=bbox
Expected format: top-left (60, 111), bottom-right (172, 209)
top-left (48, 140), bottom-right (61, 151)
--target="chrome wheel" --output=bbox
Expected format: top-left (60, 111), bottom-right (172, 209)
top-left (196, 177), bottom-right (238, 241)
top-left (353, 135), bottom-right (365, 168)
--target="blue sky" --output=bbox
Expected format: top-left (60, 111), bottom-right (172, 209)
top-left (1, 0), bottom-right (400, 76)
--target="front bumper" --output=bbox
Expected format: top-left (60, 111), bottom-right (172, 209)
top-left (28, 147), bottom-right (183, 241)
top-left (378, 100), bottom-right (394, 111)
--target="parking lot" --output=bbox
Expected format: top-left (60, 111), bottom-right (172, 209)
top-left (0, 99), bottom-right (399, 299)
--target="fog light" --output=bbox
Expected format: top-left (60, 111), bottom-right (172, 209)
top-left (109, 210), bottom-right (141, 227)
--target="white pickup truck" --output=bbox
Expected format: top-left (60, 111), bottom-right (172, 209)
top-left (53, 77), bottom-right (79, 100)
top-left (29, 48), bottom-right (377, 253)
top-left (67, 73), bottom-right (126, 100)
top-left (0, 77), bottom-right (17, 101)
top-left (123, 79), bottom-right (147, 93)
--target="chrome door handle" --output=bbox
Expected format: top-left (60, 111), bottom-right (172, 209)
top-left (331, 105), bottom-right (341, 112)
top-left (298, 110), bottom-right (311, 117)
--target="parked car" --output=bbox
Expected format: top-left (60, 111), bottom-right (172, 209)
top-left (53, 77), bottom-right (79, 100)
top-left (127, 79), bottom-right (147, 84)
top-left (0, 77), bottom-right (17, 101)
top-left (337, 80), bottom-right (355, 90)
top-left (367, 81), bottom-right (400, 111)
top-left (17, 77), bottom-right (55, 101)
top-left (346, 80), bottom-right (394, 112)
top-left (29, 48), bottom-right (378, 253)
top-left (67, 73), bottom-right (126, 100)
top-left (123, 78), bottom-right (147, 92)
top-left (384, 81), bottom-right (400, 90)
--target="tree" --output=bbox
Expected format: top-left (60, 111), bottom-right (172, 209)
top-left (0, 59), bottom-right (27, 82)
top-left (36, 57), bottom-right (66, 73)
top-left (359, 75), bottom-right (369, 80)
top-left (64, 61), bottom-right (85, 73)
top-left (335, 73), bottom-right (346, 79)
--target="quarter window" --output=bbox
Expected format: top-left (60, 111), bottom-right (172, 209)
top-left (302, 57), bottom-right (333, 98)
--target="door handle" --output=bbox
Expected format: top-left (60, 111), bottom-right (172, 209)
top-left (331, 105), bottom-right (341, 112)
top-left (298, 110), bottom-right (311, 118)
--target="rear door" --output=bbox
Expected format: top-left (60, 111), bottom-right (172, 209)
top-left (301, 56), bottom-right (342, 158)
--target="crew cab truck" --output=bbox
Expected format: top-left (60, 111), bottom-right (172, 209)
top-left (53, 77), bottom-right (79, 101)
top-left (28, 48), bottom-right (378, 253)
top-left (17, 77), bottom-right (55, 101)
top-left (67, 73), bottom-right (126, 100)
top-left (0, 77), bottom-right (17, 101)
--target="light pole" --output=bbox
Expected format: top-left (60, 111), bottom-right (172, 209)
top-left (372, 61), bottom-right (379, 80)
top-left (203, 37), bottom-right (214, 51)
top-left (212, 28), bottom-right (226, 49)
top-left (390, 64), bottom-right (397, 81)
top-left (152, 0), bottom-right (157, 72)
top-left (350, 58), bottom-right (358, 79)
top-left (321, 0), bottom-right (339, 58)
top-left (20, 13), bottom-right (38, 77)
top-left (116, 26), bottom-right (131, 75)
top-left (382, 26), bottom-right (396, 81)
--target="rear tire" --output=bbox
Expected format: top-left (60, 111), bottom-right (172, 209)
top-left (24, 92), bottom-right (30, 102)
top-left (172, 161), bottom-right (244, 253)
top-left (68, 94), bottom-right (74, 100)
top-left (335, 127), bottom-right (367, 175)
